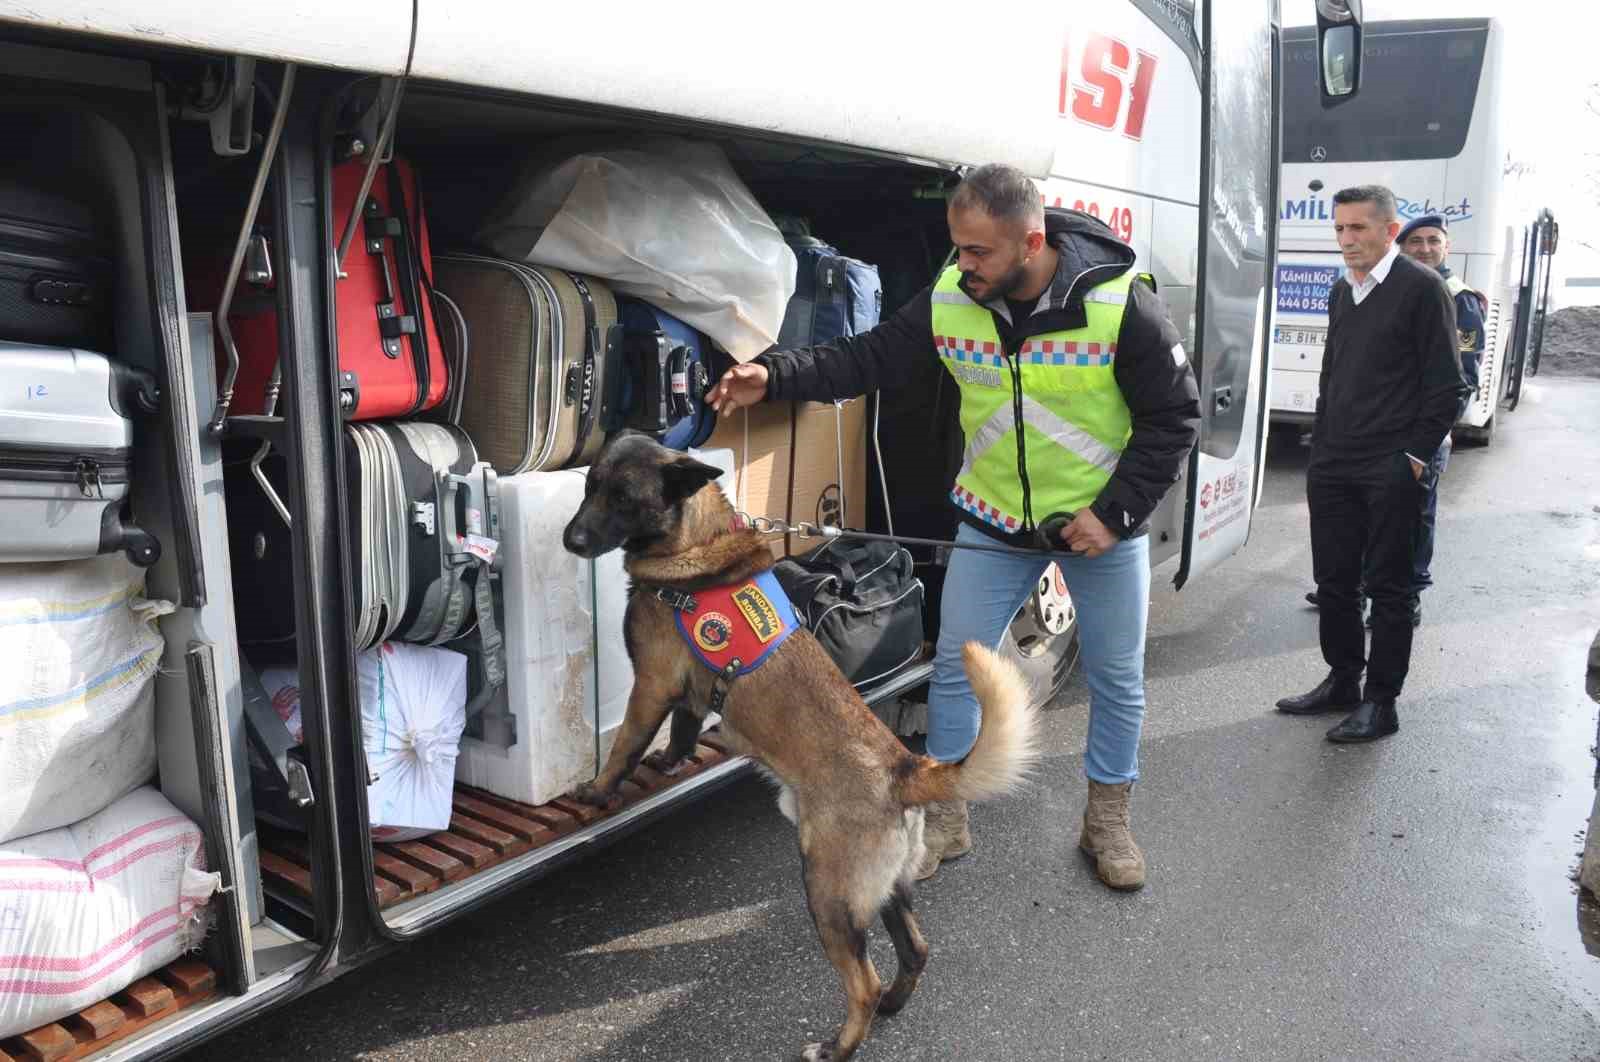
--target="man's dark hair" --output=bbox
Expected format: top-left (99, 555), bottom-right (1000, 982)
top-left (1332, 184), bottom-right (1398, 221)
top-left (950, 164), bottom-right (1045, 229)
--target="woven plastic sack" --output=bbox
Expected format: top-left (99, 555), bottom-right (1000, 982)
top-left (0, 555), bottom-right (170, 844)
top-left (0, 786), bottom-right (218, 1038)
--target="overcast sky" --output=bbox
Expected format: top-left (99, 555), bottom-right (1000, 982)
top-left (1283, 0), bottom-right (1600, 302)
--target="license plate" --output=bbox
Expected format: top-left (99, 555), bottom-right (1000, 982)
top-left (1274, 326), bottom-right (1326, 347)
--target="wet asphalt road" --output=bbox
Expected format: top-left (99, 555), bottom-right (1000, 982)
top-left (185, 378), bottom-right (1600, 1062)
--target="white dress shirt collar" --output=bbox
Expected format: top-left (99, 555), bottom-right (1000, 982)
top-left (1348, 242), bottom-right (1400, 305)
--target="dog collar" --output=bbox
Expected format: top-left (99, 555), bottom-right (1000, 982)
top-left (655, 568), bottom-right (799, 680)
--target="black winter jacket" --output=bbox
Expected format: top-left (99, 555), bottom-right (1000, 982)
top-left (756, 208), bottom-right (1200, 543)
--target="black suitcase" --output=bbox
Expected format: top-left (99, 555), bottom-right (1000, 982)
top-left (0, 178), bottom-right (114, 350)
top-left (343, 421), bottom-right (501, 651)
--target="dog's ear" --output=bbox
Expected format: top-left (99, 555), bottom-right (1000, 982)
top-left (660, 456), bottom-right (723, 505)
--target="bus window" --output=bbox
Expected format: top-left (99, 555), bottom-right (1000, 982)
top-left (1282, 22), bottom-right (1487, 163)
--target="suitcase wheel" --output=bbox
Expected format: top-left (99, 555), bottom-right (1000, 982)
top-left (117, 526), bottom-right (162, 568)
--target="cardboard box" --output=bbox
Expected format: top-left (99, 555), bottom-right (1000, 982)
top-left (703, 398), bottom-right (868, 558)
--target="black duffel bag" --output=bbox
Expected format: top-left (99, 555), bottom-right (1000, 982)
top-left (773, 537), bottom-right (926, 690)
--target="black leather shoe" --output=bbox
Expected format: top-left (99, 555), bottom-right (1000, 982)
top-left (1305, 590), bottom-right (1320, 607)
top-left (1326, 699), bottom-right (1399, 743)
top-left (1276, 673), bottom-right (1363, 715)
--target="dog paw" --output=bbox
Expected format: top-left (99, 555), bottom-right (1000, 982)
top-left (798, 1042), bottom-right (835, 1062)
top-left (572, 782), bottom-right (621, 810)
top-left (640, 750), bottom-right (688, 776)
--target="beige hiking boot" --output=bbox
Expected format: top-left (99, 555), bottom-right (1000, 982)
top-left (913, 799), bottom-right (972, 881)
top-left (1078, 780), bottom-right (1146, 891)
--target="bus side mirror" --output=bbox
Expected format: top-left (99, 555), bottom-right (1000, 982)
top-left (1316, 0), bottom-right (1364, 105)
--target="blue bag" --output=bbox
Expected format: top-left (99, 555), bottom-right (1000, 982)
top-left (774, 235), bottom-right (884, 350)
top-left (608, 297), bottom-right (714, 451)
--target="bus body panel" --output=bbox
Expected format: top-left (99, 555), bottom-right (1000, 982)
top-left (0, 0), bottom-right (411, 73)
top-left (409, 1), bottom-right (1063, 177)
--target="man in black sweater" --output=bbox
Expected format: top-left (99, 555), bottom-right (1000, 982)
top-left (1276, 185), bottom-right (1469, 742)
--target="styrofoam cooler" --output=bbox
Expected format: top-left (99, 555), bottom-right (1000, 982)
top-left (454, 447), bottom-right (735, 806)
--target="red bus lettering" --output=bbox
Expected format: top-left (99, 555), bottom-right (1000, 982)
top-left (1072, 35), bottom-right (1129, 129)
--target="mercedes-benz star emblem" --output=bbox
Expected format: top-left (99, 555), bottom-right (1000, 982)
top-left (1310, 146), bottom-right (1328, 162)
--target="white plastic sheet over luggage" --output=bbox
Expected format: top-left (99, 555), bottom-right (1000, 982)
top-left (0, 555), bottom-right (170, 845)
top-left (477, 139), bottom-right (797, 361)
top-left (0, 786), bottom-right (218, 1039)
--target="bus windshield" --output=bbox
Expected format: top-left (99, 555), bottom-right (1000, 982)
top-left (1282, 20), bottom-right (1488, 164)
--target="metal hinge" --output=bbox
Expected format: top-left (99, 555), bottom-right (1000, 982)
top-left (286, 759), bottom-right (315, 809)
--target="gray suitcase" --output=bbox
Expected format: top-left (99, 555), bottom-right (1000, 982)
top-left (431, 254), bottom-right (617, 472)
top-left (343, 419), bottom-right (506, 712)
top-left (0, 343), bottom-right (161, 566)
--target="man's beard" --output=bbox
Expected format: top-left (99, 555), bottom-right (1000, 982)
top-left (959, 259), bottom-right (1029, 304)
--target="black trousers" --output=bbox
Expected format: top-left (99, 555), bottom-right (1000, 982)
top-left (1308, 451), bottom-right (1428, 701)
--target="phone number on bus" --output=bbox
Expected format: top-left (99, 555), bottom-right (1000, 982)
top-left (1045, 195), bottom-right (1135, 243)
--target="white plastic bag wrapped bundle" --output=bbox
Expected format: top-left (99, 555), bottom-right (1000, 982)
top-left (0, 555), bottom-right (170, 844)
top-left (260, 643), bottom-right (467, 842)
top-left (477, 138), bottom-right (797, 360)
top-left (360, 642), bottom-right (467, 842)
top-left (0, 786), bottom-right (218, 1038)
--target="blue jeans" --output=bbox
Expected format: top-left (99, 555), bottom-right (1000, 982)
top-left (1411, 436), bottom-right (1451, 595)
top-left (928, 523), bottom-right (1150, 783)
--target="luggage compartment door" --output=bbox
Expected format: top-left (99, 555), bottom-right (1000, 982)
top-left (1175, 0), bottom-right (1280, 589)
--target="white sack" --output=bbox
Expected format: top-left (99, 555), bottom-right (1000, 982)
top-left (477, 138), bottom-right (797, 361)
top-left (0, 786), bottom-right (219, 1039)
top-left (259, 646), bottom-right (467, 842)
top-left (0, 555), bottom-right (171, 844)
top-left (358, 643), bottom-right (467, 843)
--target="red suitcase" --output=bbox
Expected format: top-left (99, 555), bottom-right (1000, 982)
top-left (207, 156), bottom-right (449, 420)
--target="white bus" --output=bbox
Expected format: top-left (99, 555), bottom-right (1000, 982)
top-left (1271, 17), bottom-right (1520, 444)
top-left (0, 2), bottom-right (1341, 1056)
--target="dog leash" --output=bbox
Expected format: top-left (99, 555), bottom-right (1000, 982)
top-left (731, 511), bottom-right (1087, 559)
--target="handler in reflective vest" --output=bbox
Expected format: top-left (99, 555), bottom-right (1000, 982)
top-left (707, 164), bottom-right (1199, 891)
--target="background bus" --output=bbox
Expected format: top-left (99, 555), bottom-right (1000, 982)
top-left (1271, 17), bottom-right (1520, 444)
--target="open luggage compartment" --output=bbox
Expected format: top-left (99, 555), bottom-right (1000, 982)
top-left (0, 42), bottom-right (330, 1056)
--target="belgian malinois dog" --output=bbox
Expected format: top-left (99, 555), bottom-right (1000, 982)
top-left (564, 432), bottom-right (1041, 1062)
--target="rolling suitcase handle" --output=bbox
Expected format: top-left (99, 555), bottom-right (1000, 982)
top-left (434, 462), bottom-right (505, 714)
top-left (352, 165), bottom-right (434, 417)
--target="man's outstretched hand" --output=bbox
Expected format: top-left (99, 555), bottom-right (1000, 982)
top-left (706, 362), bottom-right (770, 417)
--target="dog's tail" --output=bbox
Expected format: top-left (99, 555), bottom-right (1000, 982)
top-left (895, 642), bottom-right (1042, 806)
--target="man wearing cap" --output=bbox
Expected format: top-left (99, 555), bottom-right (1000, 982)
top-left (1397, 213), bottom-right (1483, 621)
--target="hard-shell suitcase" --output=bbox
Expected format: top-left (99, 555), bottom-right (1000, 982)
top-left (774, 234), bottom-right (883, 349)
top-left (343, 420), bottom-right (501, 652)
top-left (611, 298), bottom-right (714, 450)
top-left (215, 157), bottom-right (449, 420)
top-left (0, 344), bottom-right (161, 566)
top-left (431, 254), bottom-right (618, 472)
top-left (0, 178), bottom-right (114, 352)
